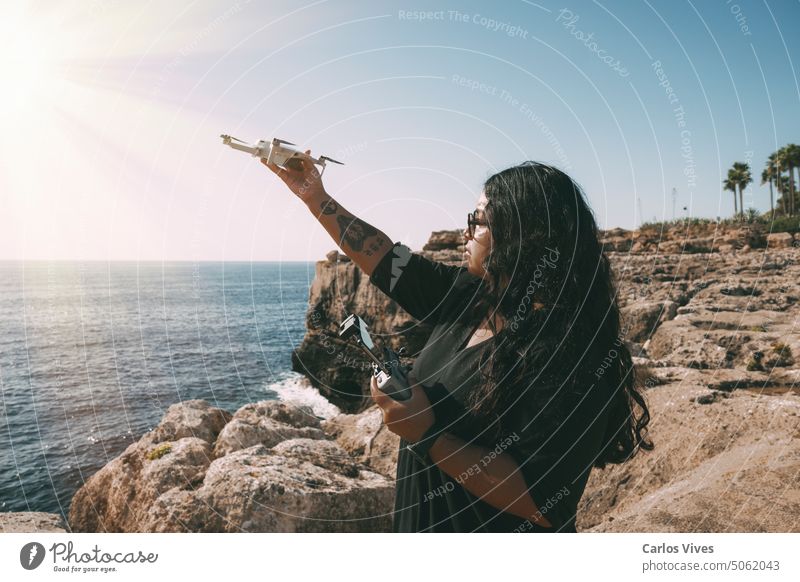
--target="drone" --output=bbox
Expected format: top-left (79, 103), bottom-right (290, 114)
top-left (220, 135), bottom-right (344, 175)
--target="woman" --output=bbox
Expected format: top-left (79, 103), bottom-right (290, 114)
top-left (264, 152), bottom-right (653, 532)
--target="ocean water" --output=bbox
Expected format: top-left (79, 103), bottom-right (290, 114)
top-left (0, 261), bottom-right (338, 518)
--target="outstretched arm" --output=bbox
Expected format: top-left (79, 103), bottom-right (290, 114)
top-left (306, 191), bottom-right (393, 277)
top-left (263, 150), bottom-right (393, 276)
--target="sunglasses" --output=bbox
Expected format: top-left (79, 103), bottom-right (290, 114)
top-left (467, 211), bottom-right (489, 238)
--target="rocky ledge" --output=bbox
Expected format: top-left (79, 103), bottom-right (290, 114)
top-left (0, 512), bottom-right (68, 533)
top-left (580, 368), bottom-right (800, 532)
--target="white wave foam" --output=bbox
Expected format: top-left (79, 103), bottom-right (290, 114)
top-left (266, 373), bottom-right (341, 419)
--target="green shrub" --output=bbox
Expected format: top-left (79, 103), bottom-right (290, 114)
top-left (766, 215), bottom-right (800, 234)
top-left (742, 211), bottom-right (755, 223)
top-left (770, 342), bottom-right (794, 367)
top-left (633, 206), bottom-right (798, 235)
top-left (146, 443), bottom-right (172, 461)
top-left (746, 358), bottom-right (763, 371)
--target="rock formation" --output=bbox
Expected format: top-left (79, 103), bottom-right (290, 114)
top-left (579, 368), bottom-right (800, 532)
top-left (67, 400), bottom-right (394, 532)
top-left (0, 512), bottom-right (68, 533)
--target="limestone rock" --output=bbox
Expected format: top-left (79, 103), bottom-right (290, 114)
top-left (620, 301), bottom-right (678, 343)
top-left (578, 379), bottom-right (800, 532)
top-left (68, 399), bottom-right (394, 533)
top-left (322, 405), bottom-right (401, 478)
top-left (648, 307), bottom-right (799, 370)
top-left (423, 230), bottom-right (463, 251)
top-left (271, 437), bottom-right (360, 478)
top-left (767, 232), bottom-right (793, 249)
top-left (68, 400), bottom-right (231, 532)
top-left (213, 400), bottom-right (325, 457)
top-left (144, 399), bottom-right (232, 446)
top-left (68, 435), bottom-right (215, 533)
top-left (600, 227), bottom-right (633, 252)
top-left (0, 512), bottom-right (68, 533)
top-left (140, 443), bottom-right (393, 532)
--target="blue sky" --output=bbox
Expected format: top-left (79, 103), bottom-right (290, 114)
top-left (2, 0), bottom-right (798, 260)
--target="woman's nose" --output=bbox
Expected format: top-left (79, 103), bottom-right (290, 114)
top-left (463, 226), bottom-right (472, 240)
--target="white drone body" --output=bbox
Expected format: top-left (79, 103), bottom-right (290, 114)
top-left (220, 135), bottom-right (343, 175)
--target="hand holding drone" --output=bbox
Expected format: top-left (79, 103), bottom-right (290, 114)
top-left (220, 135), bottom-right (344, 176)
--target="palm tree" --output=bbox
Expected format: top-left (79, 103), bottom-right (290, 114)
top-left (776, 174), bottom-right (792, 214)
top-left (774, 146), bottom-right (796, 216)
top-left (763, 151), bottom-right (782, 215)
top-left (777, 147), bottom-right (785, 213)
top-left (723, 176), bottom-right (738, 216)
top-left (733, 161), bottom-right (752, 215)
top-left (761, 167), bottom-right (774, 215)
top-left (784, 143), bottom-right (800, 216)
top-left (726, 162), bottom-right (752, 219)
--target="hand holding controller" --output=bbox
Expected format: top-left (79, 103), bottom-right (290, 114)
top-left (338, 314), bottom-right (412, 401)
top-left (374, 346), bottom-right (412, 401)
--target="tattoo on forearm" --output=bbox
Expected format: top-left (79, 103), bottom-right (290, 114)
top-left (336, 214), bottom-right (379, 252)
top-left (363, 236), bottom-right (387, 256)
top-left (320, 198), bottom-right (338, 215)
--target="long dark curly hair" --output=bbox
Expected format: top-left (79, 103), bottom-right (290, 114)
top-left (463, 161), bottom-right (653, 468)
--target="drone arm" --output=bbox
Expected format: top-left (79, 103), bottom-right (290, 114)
top-left (226, 142), bottom-right (260, 156)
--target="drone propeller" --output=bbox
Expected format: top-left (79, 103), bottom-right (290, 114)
top-left (273, 138), bottom-right (296, 146)
top-left (220, 134), bottom-right (249, 144)
top-left (319, 156), bottom-right (344, 165)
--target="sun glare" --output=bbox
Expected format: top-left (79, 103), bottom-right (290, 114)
top-left (0, 10), bottom-right (62, 131)
top-left (2, 33), bottom-right (54, 112)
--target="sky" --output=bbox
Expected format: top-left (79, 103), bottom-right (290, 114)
top-left (1, 0), bottom-right (798, 261)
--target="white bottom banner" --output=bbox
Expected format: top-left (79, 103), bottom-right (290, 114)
top-left (1, 533), bottom-right (797, 580)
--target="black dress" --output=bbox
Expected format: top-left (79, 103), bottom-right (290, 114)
top-left (369, 242), bottom-right (612, 533)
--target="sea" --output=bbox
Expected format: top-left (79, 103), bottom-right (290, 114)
top-left (0, 261), bottom-right (340, 519)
